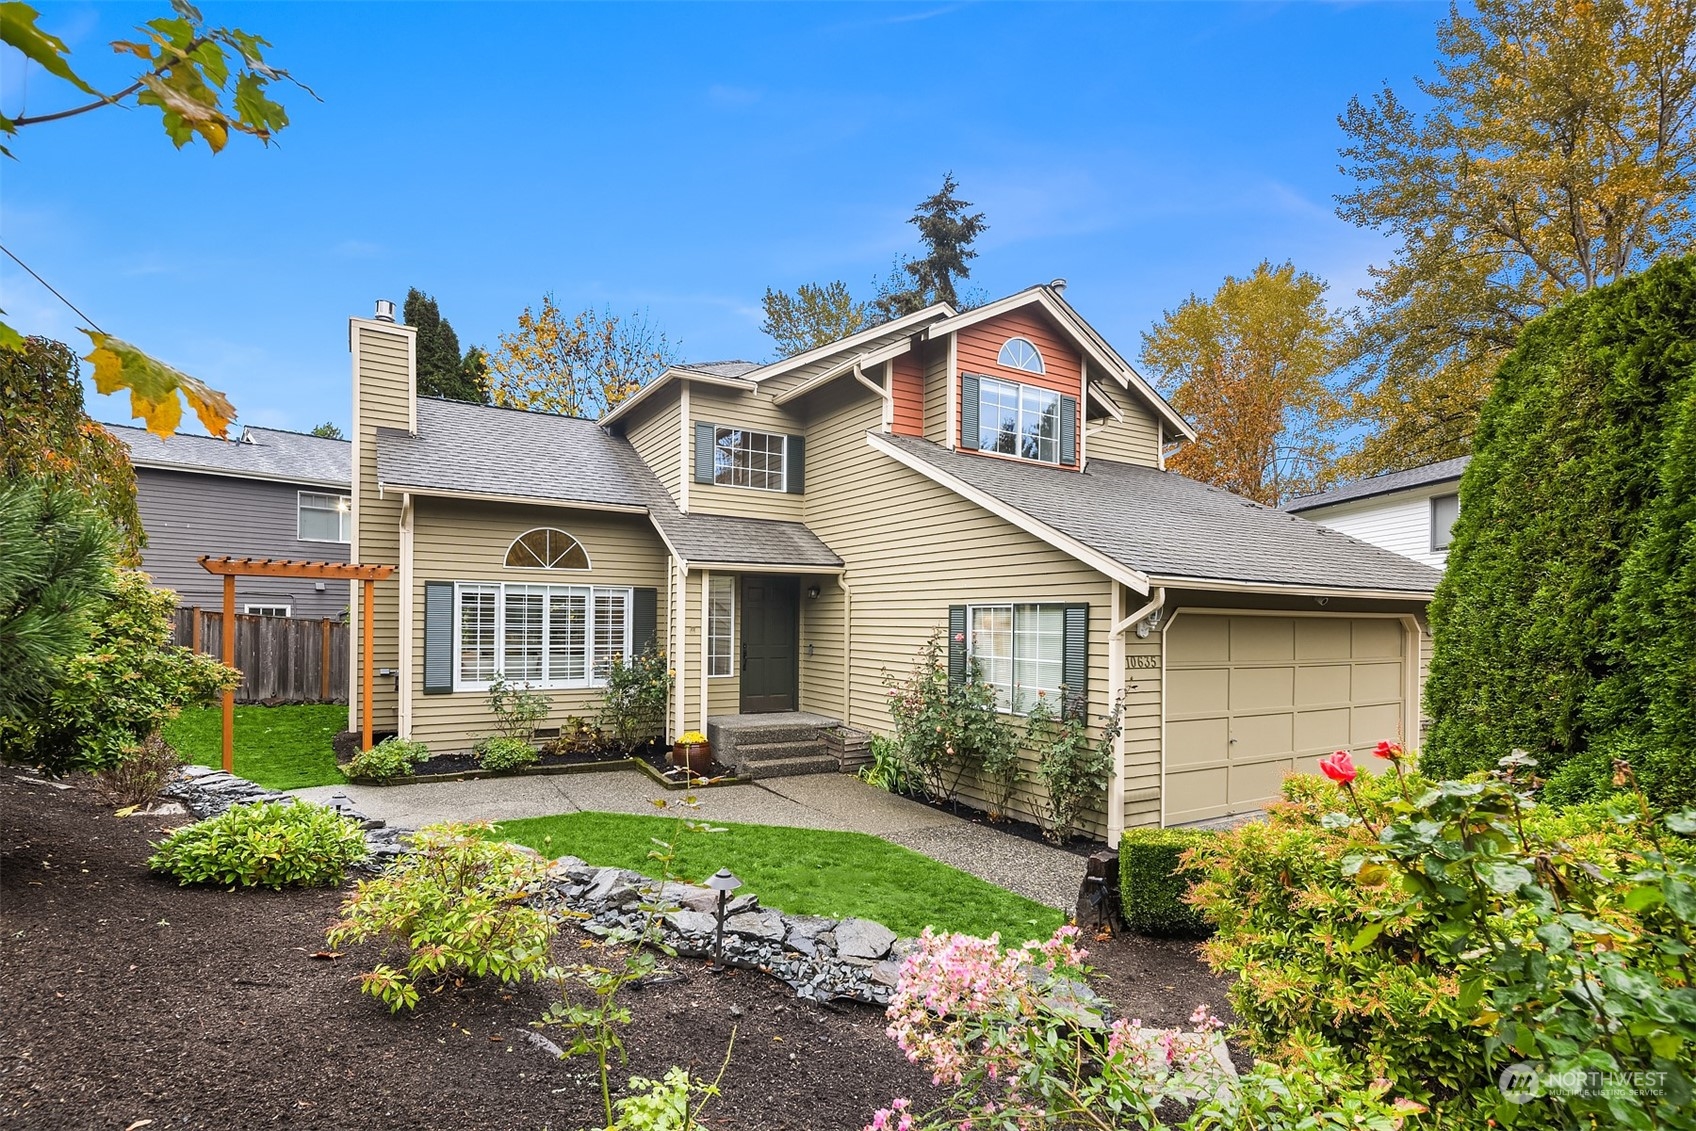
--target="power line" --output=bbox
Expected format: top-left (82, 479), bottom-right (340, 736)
top-left (0, 243), bottom-right (107, 336)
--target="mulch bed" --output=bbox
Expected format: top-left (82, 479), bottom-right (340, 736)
top-left (0, 773), bottom-right (1236, 1129)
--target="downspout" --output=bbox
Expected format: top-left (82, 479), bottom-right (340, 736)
top-left (1115, 586), bottom-right (1167, 638)
top-left (397, 493), bottom-right (414, 739)
top-left (1107, 586), bottom-right (1166, 840)
top-left (699, 569), bottom-right (710, 733)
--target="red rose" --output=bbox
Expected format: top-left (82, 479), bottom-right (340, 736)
top-left (1372, 740), bottom-right (1403, 761)
top-left (1319, 750), bottom-right (1357, 784)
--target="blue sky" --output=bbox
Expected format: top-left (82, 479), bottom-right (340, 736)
top-left (2, 1), bottom-right (1445, 436)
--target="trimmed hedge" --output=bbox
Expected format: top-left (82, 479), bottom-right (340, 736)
top-left (1425, 254), bottom-right (1696, 806)
top-left (1119, 827), bottom-right (1214, 938)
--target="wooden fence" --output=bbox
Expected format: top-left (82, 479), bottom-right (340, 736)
top-left (173, 609), bottom-right (349, 705)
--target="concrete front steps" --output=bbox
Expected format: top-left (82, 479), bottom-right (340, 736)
top-left (706, 712), bottom-right (842, 779)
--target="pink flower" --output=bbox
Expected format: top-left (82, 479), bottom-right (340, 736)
top-left (1372, 739), bottom-right (1403, 761)
top-left (1318, 750), bottom-right (1357, 784)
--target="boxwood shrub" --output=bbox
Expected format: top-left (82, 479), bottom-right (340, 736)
top-left (345, 737), bottom-right (429, 783)
top-left (149, 799), bottom-right (368, 888)
top-left (1118, 827), bottom-right (1214, 938)
top-left (473, 736), bottom-right (540, 773)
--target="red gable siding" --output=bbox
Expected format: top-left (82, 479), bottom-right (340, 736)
top-left (955, 307), bottom-right (1084, 469)
top-left (890, 352), bottom-right (925, 437)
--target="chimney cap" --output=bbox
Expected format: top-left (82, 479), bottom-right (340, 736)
top-left (374, 298), bottom-right (396, 323)
top-left (1049, 278), bottom-right (1068, 293)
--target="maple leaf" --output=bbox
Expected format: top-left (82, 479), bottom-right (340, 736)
top-left (82, 328), bottom-right (235, 438)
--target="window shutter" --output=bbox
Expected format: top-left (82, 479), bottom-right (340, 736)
top-left (947, 605), bottom-right (968, 688)
top-left (1060, 394), bottom-right (1078, 465)
top-left (694, 422), bottom-right (715, 483)
top-left (1062, 603), bottom-right (1088, 719)
top-left (633, 587), bottom-right (658, 655)
top-left (423, 582), bottom-right (453, 694)
top-left (960, 374), bottom-right (980, 450)
top-left (786, 434), bottom-right (805, 494)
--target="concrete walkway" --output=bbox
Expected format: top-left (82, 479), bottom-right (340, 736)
top-left (291, 771), bottom-right (1086, 912)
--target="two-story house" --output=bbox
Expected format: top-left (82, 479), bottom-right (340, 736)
top-left (1283, 457), bottom-right (1470, 571)
top-left (347, 284), bottom-right (1440, 835)
top-left (110, 423), bottom-right (352, 619)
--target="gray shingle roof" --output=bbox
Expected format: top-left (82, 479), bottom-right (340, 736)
top-left (1283, 457), bottom-right (1470, 514)
top-left (107, 423), bottom-right (349, 488)
top-left (678, 360), bottom-right (761, 379)
top-left (378, 398), bottom-right (840, 569)
top-left (876, 434), bottom-right (1440, 594)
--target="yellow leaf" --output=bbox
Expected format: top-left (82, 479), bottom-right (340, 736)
top-left (81, 329), bottom-right (235, 438)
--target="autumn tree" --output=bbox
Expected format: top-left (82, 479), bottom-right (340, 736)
top-left (309, 422), bottom-right (343, 439)
top-left (872, 173), bottom-right (989, 320)
top-left (1140, 262), bottom-right (1344, 505)
top-left (0, 1), bottom-right (308, 437)
top-left (0, 337), bottom-right (143, 558)
top-left (403, 288), bottom-right (488, 403)
top-left (486, 296), bottom-right (678, 418)
top-left (759, 281), bottom-right (870, 358)
top-left (1334, 0), bottom-right (1696, 476)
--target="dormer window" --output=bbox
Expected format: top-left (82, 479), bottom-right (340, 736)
top-left (997, 337), bottom-right (1045, 374)
top-left (961, 374), bottom-right (1078, 466)
top-left (505, 528), bottom-right (590, 570)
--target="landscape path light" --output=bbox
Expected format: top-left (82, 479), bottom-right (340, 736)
top-left (706, 867), bottom-right (742, 969)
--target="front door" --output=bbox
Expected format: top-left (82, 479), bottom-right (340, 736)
top-left (740, 575), bottom-right (798, 713)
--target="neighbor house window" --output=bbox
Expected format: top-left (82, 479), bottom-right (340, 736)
top-left (1431, 493), bottom-right (1460, 551)
top-left (298, 492), bottom-right (351, 542)
top-left (244, 604), bottom-right (290, 617)
top-left (453, 582), bottom-right (630, 691)
top-left (997, 336), bottom-right (1046, 374)
top-left (505, 528), bottom-right (589, 570)
top-left (968, 604), bottom-right (1065, 712)
top-left (713, 427), bottom-right (787, 491)
top-left (707, 576), bottom-right (735, 677)
top-left (977, 377), bottom-right (1061, 463)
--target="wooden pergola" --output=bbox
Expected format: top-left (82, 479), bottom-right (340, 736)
top-left (198, 556), bottom-right (396, 772)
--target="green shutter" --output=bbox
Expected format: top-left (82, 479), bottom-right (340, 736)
top-left (1060, 394), bottom-right (1078, 465)
top-left (694, 422), bottom-right (715, 483)
top-left (423, 581), bottom-right (453, 694)
top-left (786, 435), bottom-right (805, 494)
top-left (960, 374), bottom-right (980, 450)
top-left (633, 587), bottom-right (658, 654)
top-left (1062, 603), bottom-right (1088, 719)
top-left (948, 605), bottom-right (968, 688)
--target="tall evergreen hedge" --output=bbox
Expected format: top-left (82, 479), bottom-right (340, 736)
top-left (1425, 255), bottom-right (1696, 805)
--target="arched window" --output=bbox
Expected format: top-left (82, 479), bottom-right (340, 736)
top-left (997, 337), bottom-right (1045, 374)
top-left (505, 528), bottom-right (590, 570)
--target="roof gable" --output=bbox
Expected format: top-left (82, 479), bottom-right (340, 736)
top-left (1284, 457), bottom-right (1470, 514)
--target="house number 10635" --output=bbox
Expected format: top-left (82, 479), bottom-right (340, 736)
top-left (1126, 655), bottom-right (1159, 670)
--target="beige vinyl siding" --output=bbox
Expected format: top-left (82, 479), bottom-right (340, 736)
top-left (922, 337), bottom-right (951, 445)
top-left (798, 574), bottom-right (846, 718)
top-left (621, 394), bottom-right (683, 505)
top-left (677, 570), bottom-right (743, 728)
top-left (406, 498), bottom-right (670, 751)
top-left (755, 320), bottom-right (943, 401)
top-left (1084, 377), bottom-right (1162, 469)
top-left (687, 386), bottom-right (806, 521)
top-left (801, 380), bottom-right (1114, 836)
top-left (1122, 625), bottom-right (1164, 829)
top-left (1417, 615), bottom-right (1434, 743)
top-left (351, 321), bottom-right (413, 732)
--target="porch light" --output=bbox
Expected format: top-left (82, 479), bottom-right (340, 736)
top-left (806, 585), bottom-right (821, 599)
top-left (706, 867), bottom-right (743, 968)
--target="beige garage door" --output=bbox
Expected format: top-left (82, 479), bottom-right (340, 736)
top-left (1164, 614), bottom-right (1407, 826)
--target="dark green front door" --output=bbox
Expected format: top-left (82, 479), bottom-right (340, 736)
top-left (740, 575), bottom-right (798, 713)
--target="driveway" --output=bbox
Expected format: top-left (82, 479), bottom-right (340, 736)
top-left (291, 771), bottom-right (1086, 911)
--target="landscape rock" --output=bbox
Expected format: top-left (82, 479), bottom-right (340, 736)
top-left (663, 909), bottom-right (719, 937)
top-left (834, 917), bottom-right (897, 961)
top-left (724, 909), bottom-right (786, 943)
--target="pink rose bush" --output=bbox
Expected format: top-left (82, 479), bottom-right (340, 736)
top-left (868, 925), bottom-right (1420, 1131)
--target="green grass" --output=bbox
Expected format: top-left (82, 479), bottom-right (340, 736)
top-left (163, 704), bottom-right (348, 790)
top-left (493, 810), bottom-right (1065, 942)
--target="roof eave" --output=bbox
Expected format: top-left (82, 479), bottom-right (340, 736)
top-left (380, 480), bottom-right (649, 515)
top-left (745, 303), bottom-right (956, 386)
top-left (1284, 476), bottom-right (1465, 514)
top-left (599, 368), bottom-right (757, 427)
top-left (131, 460), bottom-right (349, 492)
top-left (1145, 573), bottom-right (1438, 601)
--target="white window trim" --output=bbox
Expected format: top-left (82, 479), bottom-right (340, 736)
top-left (297, 490), bottom-right (352, 543)
top-left (244, 603), bottom-right (291, 617)
top-left (965, 602), bottom-right (1067, 715)
top-left (712, 426), bottom-right (788, 493)
top-left (707, 575), bottom-right (735, 679)
top-left (975, 375), bottom-right (1063, 466)
top-left (1431, 493), bottom-right (1460, 552)
top-left (997, 336), bottom-right (1046, 374)
top-left (451, 581), bottom-right (633, 693)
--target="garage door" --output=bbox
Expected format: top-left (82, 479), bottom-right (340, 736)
top-left (1164, 614), bottom-right (1407, 826)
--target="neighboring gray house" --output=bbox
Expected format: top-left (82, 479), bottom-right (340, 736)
top-left (107, 424), bottom-right (352, 619)
top-left (1284, 457), bottom-right (1470, 571)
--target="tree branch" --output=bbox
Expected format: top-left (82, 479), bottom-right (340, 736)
top-left (10, 37), bottom-right (204, 130)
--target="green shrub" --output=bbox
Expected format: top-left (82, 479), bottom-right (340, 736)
top-left (597, 649), bottom-right (671, 750)
top-left (345, 736), bottom-right (429, 782)
top-left (1189, 752), bottom-right (1696, 1126)
top-left (149, 800), bottom-right (367, 888)
top-left (327, 822), bottom-right (556, 1012)
top-left (883, 630), bottom-right (1018, 808)
top-left (1119, 827), bottom-right (1213, 938)
top-left (858, 733), bottom-right (913, 794)
top-left (97, 732), bottom-right (182, 808)
top-left (486, 675), bottom-right (552, 742)
top-left (473, 735), bottom-right (539, 773)
top-left (1426, 255), bottom-right (1696, 806)
top-left (1023, 690), bottom-right (1122, 842)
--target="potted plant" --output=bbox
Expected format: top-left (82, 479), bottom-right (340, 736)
top-left (671, 730), bottom-right (712, 773)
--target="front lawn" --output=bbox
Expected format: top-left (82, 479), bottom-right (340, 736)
top-left (163, 704), bottom-right (347, 790)
top-left (494, 810), bottom-right (1065, 942)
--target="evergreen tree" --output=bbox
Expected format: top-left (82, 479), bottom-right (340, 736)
top-left (872, 174), bottom-right (988, 320)
top-left (760, 281), bottom-right (870, 358)
top-left (404, 288), bottom-right (489, 403)
top-left (309, 422), bottom-right (343, 439)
